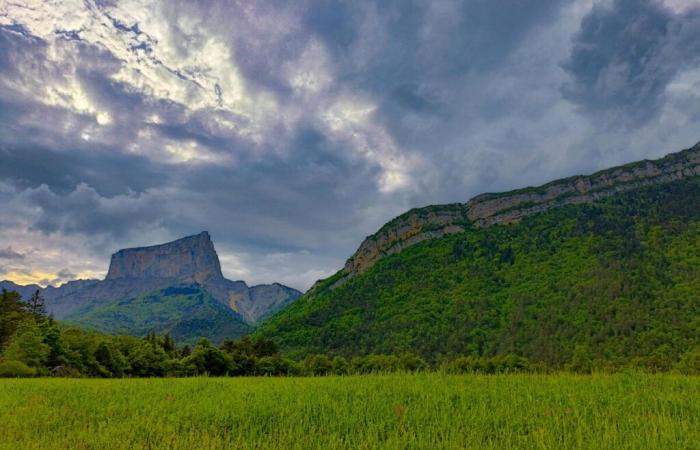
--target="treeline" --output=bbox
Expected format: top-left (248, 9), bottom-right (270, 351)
top-left (1, 289), bottom-right (698, 377)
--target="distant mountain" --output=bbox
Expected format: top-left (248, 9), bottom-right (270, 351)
top-left (0, 280), bottom-right (43, 300)
top-left (1, 232), bottom-right (301, 343)
top-left (63, 285), bottom-right (251, 345)
top-left (255, 142), bottom-right (700, 368)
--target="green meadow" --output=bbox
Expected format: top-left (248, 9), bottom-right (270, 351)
top-left (1, 373), bottom-right (698, 450)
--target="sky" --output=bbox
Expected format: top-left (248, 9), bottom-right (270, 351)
top-left (1, 0), bottom-right (700, 291)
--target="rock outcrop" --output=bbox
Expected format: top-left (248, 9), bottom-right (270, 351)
top-left (106, 231), bottom-right (223, 283)
top-left (341, 142), bottom-right (700, 280)
top-left (4, 232), bottom-right (301, 325)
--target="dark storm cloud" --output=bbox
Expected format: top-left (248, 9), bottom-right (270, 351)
top-left (178, 134), bottom-right (379, 252)
top-left (563, 0), bottom-right (700, 126)
top-left (2, 0), bottom-right (700, 289)
top-left (22, 183), bottom-right (168, 238)
top-left (0, 136), bottom-right (167, 197)
top-left (309, 0), bottom-right (568, 88)
top-left (0, 247), bottom-right (25, 260)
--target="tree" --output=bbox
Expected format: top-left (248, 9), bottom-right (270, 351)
top-left (184, 339), bottom-right (233, 376)
top-left (675, 348), bottom-right (700, 375)
top-left (0, 290), bottom-right (29, 348)
top-left (0, 360), bottom-right (36, 378)
top-left (2, 322), bottom-right (50, 369)
top-left (160, 334), bottom-right (176, 355)
top-left (40, 321), bottom-right (67, 368)
top-left (566, 345), bottom-right (593, 374)
top-left (256, 355), bottom-right (298, 376)
top-left (26, 290), bottom-right (47, 319)
top-left (252, 338), bottom-right (278, 357)
top-left (399, 353), bottom-right (427, 372)
top-left (94, 341), bottom-right (128, 377)
top-left (127, 342), bottom-right (168, 377)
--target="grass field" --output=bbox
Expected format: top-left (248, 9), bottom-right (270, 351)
top-left (1, 373), bottom-right (698, 449)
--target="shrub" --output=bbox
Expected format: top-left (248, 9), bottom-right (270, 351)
top-left (399, 353), bottom-right (428, 372)
top-left (441, 356), bottom-right (482, 374)
top-left (0, 359), bottom-right (36, 377)
top-left (351, 354), bottom-right (401, 373)
top-left (256, 355), bottom-right (300, 376)
top-left (675, 349), bottom-right (700, 375)
top-left (331, 356), bottom-right (350, 375)
top-left (304, 355), bottom-right (333, 376)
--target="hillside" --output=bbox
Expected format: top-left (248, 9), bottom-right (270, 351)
top-left (63, 285), bottom-right (251, 345)
top-left (255, 144), bottom-right (700, 368)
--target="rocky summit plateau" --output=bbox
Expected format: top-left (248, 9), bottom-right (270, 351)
top-left (0, 232), bottom-right (301, 342)
top-left (106, 231), bottom-right (224, 282)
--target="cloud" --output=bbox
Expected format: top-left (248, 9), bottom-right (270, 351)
top-left (1, 0), bottom-right (700, 291)
top-left (0, 247), bottom-right (25, 260)
top-left (562, 0), bottom-right (700, 126)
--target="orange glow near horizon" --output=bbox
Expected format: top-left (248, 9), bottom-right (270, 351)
top-left (1, 270), bottom-right (104, 287)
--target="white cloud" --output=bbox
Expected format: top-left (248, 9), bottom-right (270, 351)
top-left (322, 95), bottom-right (419, 193)
top-left (662, 0), bottom-right (700, 14)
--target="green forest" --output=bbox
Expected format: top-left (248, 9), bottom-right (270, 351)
top-left (255, 179), bottom-right (700, 372)
top-left (0, 288), bottom-right (542, 377)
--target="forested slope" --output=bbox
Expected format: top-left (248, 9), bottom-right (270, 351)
top-left (256, 179), bottom-right (700, 369)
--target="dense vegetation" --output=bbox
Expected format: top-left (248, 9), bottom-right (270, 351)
top-left (0, 287), bottom-right (620, 377)
top-left (1, 374), bottom-right (698, 449)
top-left (64, 285), bottom-right (251, 345)
top-left (255, 179), bottom-right (700, 371)
top-left (1, 288), bottom-right (436, 377)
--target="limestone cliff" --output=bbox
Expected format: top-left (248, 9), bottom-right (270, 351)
top-left (106, 231), bottom-right (223, 283)
top-left (341, 142), bottom-right (700, 280)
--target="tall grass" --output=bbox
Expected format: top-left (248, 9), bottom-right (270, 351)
top-left (1, 373), bottom-right (698, 449)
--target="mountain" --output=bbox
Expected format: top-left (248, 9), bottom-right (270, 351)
top-left (255, 142), bottom-right (700, 368)
top-left (1, 232), bottom-right (301, 342)
top-left (0, 280), bottom-right (43, 301)
top-left (63, 285), bottom-right (251, 345)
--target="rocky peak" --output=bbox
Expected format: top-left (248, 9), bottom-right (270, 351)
top-left (339, 142), bottom-right (700, 282)
top-left (105, 231), bottom-right (224, 283)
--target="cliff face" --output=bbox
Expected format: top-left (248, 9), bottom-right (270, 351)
top-left (106, 231), bottom-right (223, 283)
top-left (6, 232), bottom-right (301, 327)
top-left (231, 283), bottom-right (302, 323)
top-left (341, 142), bottom-right (700, 279)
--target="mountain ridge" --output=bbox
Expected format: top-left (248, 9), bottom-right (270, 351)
top-left (339, 142), bottom-right (700, 283)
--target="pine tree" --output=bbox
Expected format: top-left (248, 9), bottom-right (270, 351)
top-left (161, 333), bottom-right (176, 355)
top-left (0, 289), bottom-right (29, 348)
top-left (26, 290), bottom-right (47, 319)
